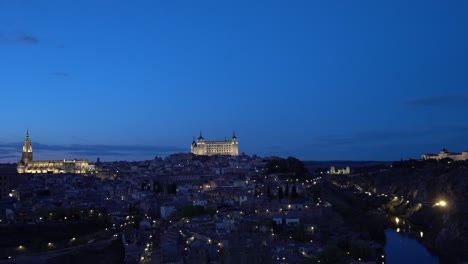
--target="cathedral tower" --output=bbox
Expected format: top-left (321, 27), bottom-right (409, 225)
top-left (21, 130), bottom-right (33, 164)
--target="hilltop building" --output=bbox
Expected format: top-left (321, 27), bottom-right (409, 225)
top-left (17, 130), bottom-right (94, 174)
top-left (191, 132), bottom-right (239, 156)
top-left (329, 166), bottom-right (351, 175)
top-left (422, 148), bottom-right (468, 161)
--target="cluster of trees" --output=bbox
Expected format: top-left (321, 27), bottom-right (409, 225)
top-left (180, 205), bottom-right (216, 218)
top-left (304, 239), bottom-right (374, 264)
top-left (323, 182), bottom-right (387, 243)
top-left (265, 157), bottom-right (308, 178)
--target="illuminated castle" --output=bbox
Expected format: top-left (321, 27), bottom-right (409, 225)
top-left (17, 130), bottom-right (94, 174)
top-left (191, 132), bottom-right (239, 156)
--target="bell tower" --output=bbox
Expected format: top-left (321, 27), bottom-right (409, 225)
top-left (21, 129), bottom-right (33, 164)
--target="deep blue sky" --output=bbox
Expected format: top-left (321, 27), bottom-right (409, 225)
top-left (1, 0), bottom-right (468, 161)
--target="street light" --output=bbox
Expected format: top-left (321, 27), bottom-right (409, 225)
top-left (435, 200), bottom-right (447, 207)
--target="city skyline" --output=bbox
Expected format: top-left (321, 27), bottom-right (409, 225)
top-left (1, 1), bottom-right (468, 161)
top-left (1, 129), bottom-right (468, 163)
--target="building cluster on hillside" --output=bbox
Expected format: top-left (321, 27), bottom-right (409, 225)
top-left (0, 131), bottom-right (392, 263)
top-left (0, 149), bottom-right (354, 263)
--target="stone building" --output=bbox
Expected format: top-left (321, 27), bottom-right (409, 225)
top-left (17, 130), bottom-right (94, 174)
top-left (330, 166), bottom-right (351, 175)
top-left (191, 132), bottom-right (239, 156)
top-left (422, 148), bottom-right (468, 161)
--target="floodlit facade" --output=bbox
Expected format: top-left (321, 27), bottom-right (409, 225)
top-left (330, 166), bottom-right (351, 175)
top-left (191, 132), bottom-right (239, 156)
top-left (17, 130), bottom-right (94, 174)
top-left (422, 148), bottom-right (468, 161)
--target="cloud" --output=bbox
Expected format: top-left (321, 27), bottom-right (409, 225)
top-left (0, 142), bottom-right (186, 162)
top-left (15, 34), bottom-right (39, 44)
top-left (0, 32), bottom-right (39, 45)
top-left (33, 143), bottom-right (184, 153)
top-left (402, 94), bottom-right (468, 108)
top-left (67, 151), bottom-right (130, 157)
top-left (0, 154), bottom-right (19, 160)
top-left (50, 72), bottom-right (68, 77)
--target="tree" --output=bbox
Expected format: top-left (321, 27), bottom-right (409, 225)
top-left (278, 186), bottom-right (284, 201)
top-left (181, 205), bottom-right (206, 218)
top-left (285, 182), bottom-right (289, 197)
top-left (153, 181), bottom-right (161, 193)
top-left (167, 183), bottom-right (177, 194)
top-left (265, 157), bottom-right (308, 178)
top-left (316, 245), bottom-right (348, 264)
top-left (349, 241), bottom-right (373, 260)
top-left (291, 184), bottom-right (298, 198)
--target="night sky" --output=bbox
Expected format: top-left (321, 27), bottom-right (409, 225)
top-left (1, 0), bottom-right (468, 162)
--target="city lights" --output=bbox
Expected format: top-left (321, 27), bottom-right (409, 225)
top-left (2, 3), bottom-right (464, 263)
top-left (434, 200), bottom-right (447, 207)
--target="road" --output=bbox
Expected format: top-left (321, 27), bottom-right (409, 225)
top-left (0, 237), bottom-right (117, 264)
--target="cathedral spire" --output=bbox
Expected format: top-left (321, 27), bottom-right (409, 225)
top-left (21, 129), bottom-right (33, 163)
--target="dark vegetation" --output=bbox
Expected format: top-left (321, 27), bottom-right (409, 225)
top-left (322, 181), bottom-right (388, 243)
top-left (265, 157), bottom-right (308, 179)
top-left (180, 205), bottom-right (216, 219)
top-left (48, 238), bottom-right (125, 264)
top-left (0, 219), bottom-right (112, 258)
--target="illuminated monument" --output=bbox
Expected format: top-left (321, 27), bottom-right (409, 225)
top-left (17, 130), bottom-right (94, 174)
top-left (422, 148), bottom-right (468, 161)
top-left (191, 132), bottom-right (239, 156)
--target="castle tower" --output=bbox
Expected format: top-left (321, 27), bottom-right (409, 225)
top-left (231, 131), bottom-right (239, 156)
top-left (198, 130), bottom-right (205, 142)
top-left (21, 129), bottom-right (33, 164)
top-left (191, 137), bottom-right (197, 154)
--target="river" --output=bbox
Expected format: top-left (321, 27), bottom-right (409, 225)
top-left (384, 228), bottom-right (439, 264)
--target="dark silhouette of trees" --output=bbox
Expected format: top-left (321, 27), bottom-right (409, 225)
top-left (265, 156), bottom-right (308, 178)
top-left (167, 183), bottom-right (177, 194)
top-left (180, 206), bottom-right (216, 218)
top-left (291, 184), bottom-right (298, 198)
top-left (278, 186), bottom-right (284, 201)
